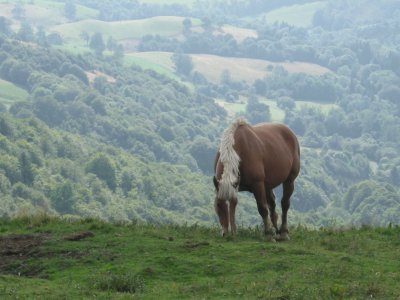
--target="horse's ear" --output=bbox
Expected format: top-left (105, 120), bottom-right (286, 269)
top-left (213, 176), bottom-right (219, 189)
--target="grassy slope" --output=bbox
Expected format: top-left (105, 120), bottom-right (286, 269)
top-left (216, 98), bottom-right (286, 122)
top-left (0, 217), bottom-right (399, 299)
top-left (0, 1), bottom-right (97, 28)
top-left (262, 1), bottom-right (327, 27)
top-left (0, 79), bottom-right (29, 107)
top-left (126, 52), bottom-right (331, 84)
top-left (51, 17), bottom-right (201, 45)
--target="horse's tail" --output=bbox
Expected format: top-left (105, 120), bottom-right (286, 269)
top-left (217, 118), bottom-right (246, 200)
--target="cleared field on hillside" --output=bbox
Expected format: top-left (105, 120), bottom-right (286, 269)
top-left (216, 98), bottom-right (286, 122)
top-left (0, 1), bottom-right (97, 27)
top-left (216, 98), bottom-right (338, 122)
top-left (0, 79), bottom-right (28, 107)
top-left (51, 17), bottom-right (201, 45)
top-left (216, 25), bottom-right (258, 43)
top-left (262, 1), bottom-right (327, 27)
top-left (126, 51), bottom-right (331, 84)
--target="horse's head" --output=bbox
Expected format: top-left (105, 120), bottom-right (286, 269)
top-left (213, 175), bottom-right (240, 197)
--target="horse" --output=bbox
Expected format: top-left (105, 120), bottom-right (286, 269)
top-left (213, 118), bottom-right (300, 241)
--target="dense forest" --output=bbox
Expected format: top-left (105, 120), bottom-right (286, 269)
top-left (0, 0), bottom-right (399, 226)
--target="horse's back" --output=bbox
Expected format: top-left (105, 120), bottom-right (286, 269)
top-left (237, 122), bottom-right (300, 188)
top-left (253, 123), bottom-right (300, 158)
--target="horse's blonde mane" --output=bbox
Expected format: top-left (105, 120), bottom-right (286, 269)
top-left (217, 118), bottom-right (247, 200)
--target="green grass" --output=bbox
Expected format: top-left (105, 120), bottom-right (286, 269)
top-left (1, 0), bottom-right (97, 27)
top-left (0, 79), bottom-right (28, 107)
top-left (124, 52), bottom-right (178, 80)
top-left (262, 1), bottom-right (327, 27)
top-left (125, 52), bottom-right (331, 85)
top-left (50, 17), bottom-right (201, 45)
top-left (1, 216), bottom-right (399, 299)
top-left (297, 100), bottom-right (339, 114)
top-left (216, 98), bottom-right (285, 122)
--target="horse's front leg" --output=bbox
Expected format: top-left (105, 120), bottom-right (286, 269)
top-left (266, 188), bottom-right (279, 234)
top-left (253, 182), bottom-right (276, 242)
top-left (229, 197), bottom-right (238, 235)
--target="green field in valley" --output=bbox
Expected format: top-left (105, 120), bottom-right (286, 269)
top-left (0, 216), bottom-right (399, 299)
top-left (0, 79), bottom-right (29, 108)
top-left (50, 17), bottom-right (201, 45)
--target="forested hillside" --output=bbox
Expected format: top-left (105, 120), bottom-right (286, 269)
top-left (0, 0), bottom-right (400, 226)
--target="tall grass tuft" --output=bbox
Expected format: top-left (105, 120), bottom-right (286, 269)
top-left (93, 272), bottom-right (145, 294)
top-left (12, 208), bottom-right (58, 227)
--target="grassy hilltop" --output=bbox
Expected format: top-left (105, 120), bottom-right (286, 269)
top-left (0, 216), bottom-right (399, 299)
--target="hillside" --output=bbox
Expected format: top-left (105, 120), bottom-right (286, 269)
top-left (126, 52), bottom-right (331, 84)
top-left (0, 217), bottom-right (399, 299)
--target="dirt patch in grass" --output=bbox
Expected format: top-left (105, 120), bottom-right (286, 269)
top-left (0, 234), bottom-right (48, 277)
top-left (63, 231), bottom-right (95, 241)
top-left (0, 234), bottom-right (46, 257)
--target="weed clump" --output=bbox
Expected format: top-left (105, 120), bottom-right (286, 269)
top-left (93, 272), bottom-right (144, 294)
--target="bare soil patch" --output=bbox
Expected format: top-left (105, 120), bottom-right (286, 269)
top-left (0, 234), bottom-right (48, 277)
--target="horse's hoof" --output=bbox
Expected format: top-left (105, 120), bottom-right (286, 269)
top-left (265, 234), bottom-right (276, 243)
top-left (276, 233), bottom-right (290, 241)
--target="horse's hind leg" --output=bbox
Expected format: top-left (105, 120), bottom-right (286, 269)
top-left (229, 197), bottom-right (238, 235)
top-left (279, 180), bottom-right (294, 241)
top-left (253, 182), bottom-right (275, 242)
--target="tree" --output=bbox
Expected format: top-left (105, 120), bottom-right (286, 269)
top-left (86, 154), bottom-right (117, 191)
top-left (89, 32), bottom-right (106, 56)
top-left (189, 137), bottom-right (215, 174)
top-left (7, 61), bottom-right (32, 87)
top-left (16, 21), bottom-right (34, 42)
top-left (50, 180), bottom-right (76, 213)
top-left (47, 33), bottom-right (63, 45)
top-left (64, 1), bottom-right (76, 21)
top-left (106, 36), bottom-right (117, 51)
top-left (33, 96), bottom-right (66, 126)
top-left (11, 3), bottom-right (25, 20)
top-left (182, 18), bottom-right (192, 35)
top-left (0, 114), bottom-right (14, 137)
top-left (19, 152), bottom-right (34, 186)
top-left (171, 52), bottom-right (193, 76)
top-left (253, 79), bottom-right (267, 95)
top-left (80, 31), bottom-right (90, 45)
top-left (0, 17), bottom-right (11, 36)
top-left (36, 26), bottom-right (48, 47)
top-left (245, 96), bottom-right (271, 124)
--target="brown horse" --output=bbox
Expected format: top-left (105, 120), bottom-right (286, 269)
top-left (213, 118), bottom-right (300, 241)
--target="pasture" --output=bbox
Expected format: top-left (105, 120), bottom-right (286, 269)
top-left (0, 79), bottom-right (29, 108)
top-left (50, 17), bottom-right (201, 45)
top-left (125, 52), bottom-right (331, 84)
top-left (0, 216), bottom-right (399, 299)
top-left (0, 1), bottom-right (97, 27)
top-left (215, 98), bottom-right (337, 122)
top-left (261, 1), bottom-right (327, 27)
top-left (216, 98), bottom-right (286, 122)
